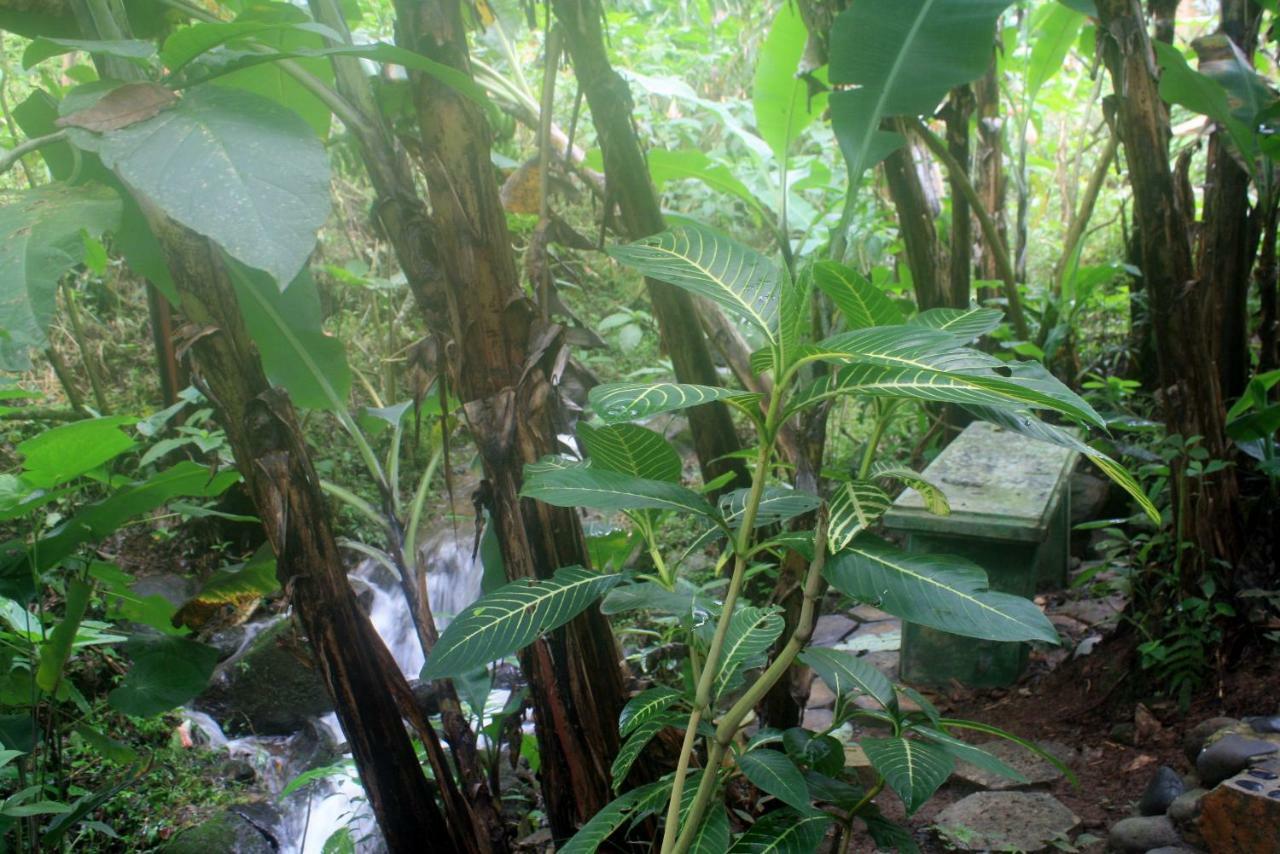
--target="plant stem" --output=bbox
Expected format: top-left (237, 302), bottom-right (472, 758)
top-left (907, 117), bottom-right (1030, 340)
top-left (0, 130), bottom-right (65, 178)
top-left (63, 285), bottom-right (111, 414)
top-left (43, 347), bottom-right (87, 414)
top-left (672, 510), bottom-right (830, 854)
top-left (857, 400), bottom-right (896, 481)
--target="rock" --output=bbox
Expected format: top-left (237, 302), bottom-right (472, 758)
top-left (1246, 715), bottom-right (1280, 735)
top-left (1107, 815), bottom-right (1182, 851)
top-left (1109, 722), bottom-right (1137, 746)
top-left (1140, 766), bottom-right (1186, 816)
top-left (1144, 848), bottom-right (1203, 854)
top-left (952, 740), bottom-right (1072, 790)
top-left (1168, 788), bottom-right (1207, 825)
top-left (1198, 769), bottom-right (1280, 854)
top-left (802, 707), bottom-right (833, 731)
top-left (811, 613), bottom-right (856, 647)
top-left (850, 603), bottom-right (892, 622)
top-left (806, 676), bottom-right (836, 709)
top-left (1184, 717), bottom-right (1240, 762)
top-left (1196, 733), bottom-right (1278, 786)
top-left (205, 625), bottom-right (249, 661)
top-left (1135, 703), bottom-right (1163, 744)
top-left (222, 758), bottom-right (257, 784)
top-left (195, 618), bottom-right (332, 736)
top-left (933, 791), bottom-right (1079, 852)
top-left (164, 810), bottom-right (276, 853)
top-left (132, 573), bottom-right (197, 607)
top-left (1070, 471), bottom-right (1110, 523)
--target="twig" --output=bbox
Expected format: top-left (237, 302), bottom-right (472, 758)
top-left (0, 131), bottom-right (66, 178)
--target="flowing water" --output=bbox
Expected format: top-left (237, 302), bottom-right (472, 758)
top-left (185, 529), bottom-right (487, 852)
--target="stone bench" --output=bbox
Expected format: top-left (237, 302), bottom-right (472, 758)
top-left (883, 421), bottom-right (1078, 688)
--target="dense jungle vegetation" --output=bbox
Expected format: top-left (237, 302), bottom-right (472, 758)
top-left (1, 0), bottom-right (1278, 851)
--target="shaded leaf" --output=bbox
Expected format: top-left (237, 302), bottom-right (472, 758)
top-left (813, 262), bottom-right (903, 329)
top-left (727, 808), bottom-right (832, 853)
top-left (798, 647), bottom-right (896, 710)
top-left (521, 464), bottom-right (718, 520)
top-left (108, 636), bottom-right (219, 717)
top-left (870, 463), bottom-right (950, 516)
top-left (619, 686), bottom-right (683, 737)
top-left (578, 423), bottom-right (682, 483)
top-left (862, 736), bottom-right (954, 815)
top-left (715, 606), bottom-right (785, 700)
top-left (590, 382), bottom-right (761, 424)
top-left (827, 479), bottom-right (891, 552)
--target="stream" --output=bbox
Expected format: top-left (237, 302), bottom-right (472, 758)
top-left (185, 529), bottom-right (487, 852)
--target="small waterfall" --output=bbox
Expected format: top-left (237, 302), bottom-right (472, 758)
top-left (186, 528), bottom-right (487, 853)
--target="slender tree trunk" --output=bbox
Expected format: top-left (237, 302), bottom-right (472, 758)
top-left (552, 0), bottom-right (747, 495)
top-left (883, 133), bottom-right (949, 311)
top-left (1258, 200), bottom-right (1279, 375)
top-left (1149, 0), bottom-right (1179, 45)
top-left (973, 51), bottom-right (1006, 301)
top-left (1096, 0), bottom-right (1241, 574)
top-left (394, 1), bottom-right (628, 840)
top-left (943, 86), bottom-right (975, 309)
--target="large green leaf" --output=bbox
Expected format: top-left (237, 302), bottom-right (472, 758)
top-left (0, 182), bottom-right (122, 370)
top-left (753, 2), bottom-right (827, 163)
top-left (812, 262), bottom-right (904, 329)
top-left (600, 579), bottom-right (718, 618)
top-left (824, 535), bottom-right (1058, 643)
top-left (422, 567), bottom-right (622, 679)
top-left (608, 223), bottom-right (781, 342)
top-left (578, 423), bottom-right (682, 483)
top-left (521, 464), bottom-right (718, 520)
top-left (108, 635), bottom-right (220, 717)
top-left (908, 307), bottom-right (1003, 340)
top-left (915, 726), bottom-right (1028, 784)
top-left (644, 149), bottom-right (766, 216)
top-left (227, 259), bottom-right (352, 412)
top-left (67, 84), bottom-right (330, 286)
top-left (23, 37), bottom-right (156, 70)
top-left (1026, 2), bottom-right (1084, 101)
top-left (829, 0), bottom-right (1013, 188)
top-left (861, 736), bottom-right (954, 815)
top-left (619, 686), bottom-right (683, 737)
top-left (1154, 41), bottom-right (1258, 168)
top-left (827, 479), bottom-right (891, 552)
top-left (559, 778), bottom-right (673, 854)
top-left (611, 712), bottom-right (683, 789)
top-left (720, 486), bottom-right (821, 530)
top-left (715, 606), bottom-right (785, 700)
top-left (807, 326), bottom-right (993, 372)
top-left (727, 808), bottom-right (832, 853)
top-left (870, 463), bottom-right (950, 516)
top-left (964, 404), bottom-right (1160, 523)
top-left (738, 749), bottom-right (811, 812)
top-left (16, 416), bottom-right (135, 489)
top-left (798, 647), bottom-right (897, 710)
top-left (590, 382), bottom-right (761, 424)
top-left (688, 804), bottom-right (731, 854)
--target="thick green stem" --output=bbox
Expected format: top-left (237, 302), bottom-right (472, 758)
top-left (671, 511), bottom-right (830, 854)
top-left (63, 286), bottom-right (110, 414)
top-left (857, 400), bottom-right (897, 481)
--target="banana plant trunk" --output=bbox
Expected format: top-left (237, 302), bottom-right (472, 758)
top-left (552, 0), bottom-right (748, 495)
top-left (973, 49), bottom-right (1006, 301)
top-left (394, 0), bottom-right (628, 839)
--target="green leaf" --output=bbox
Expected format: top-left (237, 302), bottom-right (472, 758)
top-left (160, 17), bottom-right (339, 72)
top-left (611, 712), bottom-right (682, 789)
top-left (68, 84), bottom-right (330, 286)
top-left (813, 262), bottom-right (904, 329)
top-left (559, 778), bottom-right (673, 854)
top-left (590, 381), bottom-right (761, 424)
top-left (600, 579), bottom-right (718, 618)
top-left (908, 307), bottom-right (1004, 340)
top-left (728, 808), bottom-right (832, 853)
top-left (36, 579), bottom-right (91, 694)
top-left (720, 485), bottom-right (820, 532)
top-left (608, 223), bottom-right (781, 343)
top-left (521, 464), bottom-right (718, 519)
top-left (782, 728), bottom-right (845, 776)
top-left (619, 686), bottom-right (683, 737)
top-left (73, 724), bottom-right (139, 765)
top-left (1027, 3), bottom-right (1085, 101)
top-left (0, 182), bottom-right (123, 370)
top-left (915, 726), bottom-right (1028, 784)
top-left (646, 149), bottom-right (765, 215)
top-left (964, 404), bottom-right (1160, 523)
top-left (108, 635), bottom-right (219, 717)
top-left (738, 749), bottom-right (811, 812)
top-left (16, 416), bottom-right (135, 489)
top-left (824, 535), bottom-right (1058, 643)
top-left (423, 567), bottom-right (622, 679)
top-left (870, 463), bottom-right (950, 516)
top-left (23, 38), bottom-right (156, 70)
top-left (829, 0), bottom-right (1013, 188)
top-left (806, 326), bottom-right (992, 372)
top-left (715, 606), bottom-right (785, 700)
top-left (689, 803), bottom-right (731, 854)
top-left (865, 811), bottom-right (921, 853)
top-left (1154, 41), bottom-right (1258, 166)
top-left (861, 736), bottom-right (954, 815)
top-left (798, 647), bottom-right (897, 711)
top-left (578, 423), bottom-right (682, 483)
top-left (753, 2), bottom-right (827, 163)
top-left (827, 479), bottom-right (891, 552)
top-left (227, 259), bottom-right (352, 411)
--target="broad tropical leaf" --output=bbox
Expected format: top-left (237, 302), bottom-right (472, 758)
top-left (601, 579), bottom-right (718, 619)
top-left (720, 486), bottom-right (821, 531)
top-left (861, 736), bottom-right (954, 815)
top-left (826, 480), bottom-right (891, 552)
top-left (559, 778), bottom-right (673, 854)
top-left (644, 149), bottom-right (765, 216)
top-left (16, 415), bottom-right (135, 489)
top-left (67, 84), bottom-right (330, 286)
top-left (915, 726), bottom-right (1028, 784)
top-left (590, 382), bottom-right (761, 424)
top-left (908, 307), bottom-right (1004, 340)
top-left (870, 463), bottom-right (950, 516)
top-left (715, 606), bottom-right (785, 700)
top-left (829, 0), bottom-right (1014, 188)
top-left (824, 535), bottom-right (1058, 643)
top-left (521, 464), bottom-right (718, 520)
top-left (612, 712), bottom-right (682, 789)
top-left (782, 728), bottom-right (844, 776)
top-left (813, 262), bottom-right (903, 329)
top-left (0, 182), bottom-right (122, 370)
top-left (799, 647), bottom-right (897, 711)
top-left (752, 2), bottom-right (826, 163)
top-left (965, 404), bottom-right (1160, 522)
top-left (578, 423), bottom-right (682, 483)
top-left (807, 326), bottom-right (983, 371)
top-left (108, 636), bottom-right (220, 717)
top-left (23, 37), bottom-right (155, 70)
top-left (422, 567), bottom-right (622, 679)
top-left (1154, 41), bottom-right (1259, 168)
top-left (227, 260), bottom-right (352, 412)
top-left (1026, 2), bottom-right (1085, 102)
top-left (608, 223), bottom-right (781, 342)
top-left (728, 808), bottom-right (832, 853)
top-left (689, 804), bottom-right (731, 854)
top-left (619, 686), bottom-right (683, 737)
top-left (738, 749), bottom-right (811, 812)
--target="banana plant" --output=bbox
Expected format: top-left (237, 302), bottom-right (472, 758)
top-left (423, 220), bottom-right (1156, 851)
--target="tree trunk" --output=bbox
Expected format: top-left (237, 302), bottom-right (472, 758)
top-left (1095, 0), bottom-right (1241, 573)
top-left (943, 86), bottom-right (975, 309)
top-left (394, 1), bottom-right (628, 840)
top-left (883, 133), bottom-right (949, 311)
top-left (973, 52), bottom-right (1006, 301)
top-left (552, 0), bottom-right (748, 495)
top-left (1258, 200), bottom-right (1279, 375)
